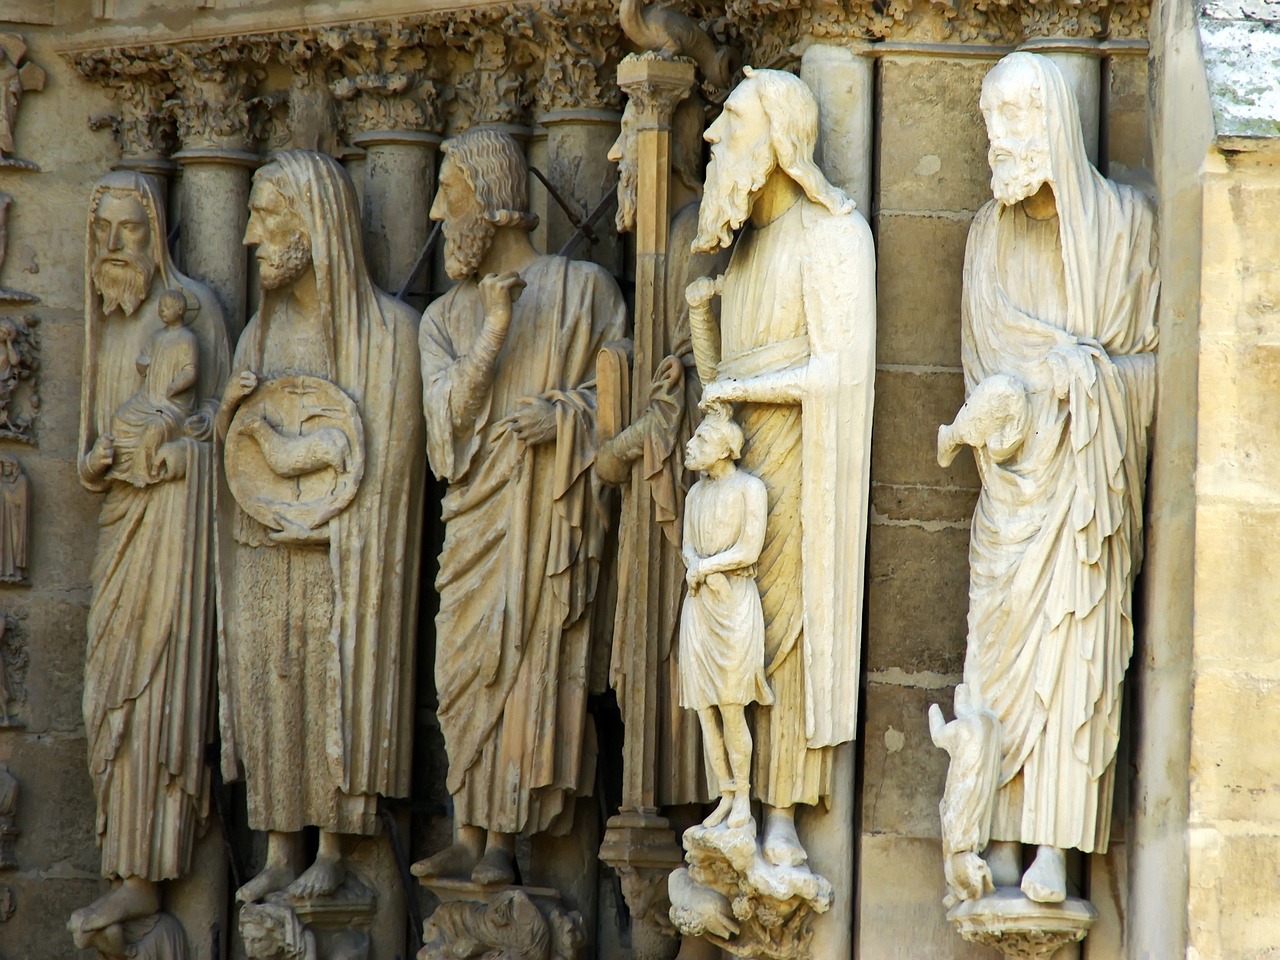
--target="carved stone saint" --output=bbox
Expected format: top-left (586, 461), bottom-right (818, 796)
top-left (678, 404), bottom-right (771, 831)
top-left (217, 150), bottom-right (425, 905)
top-left (414, 129), bottom-right (625, 886)
top-left (0, 34), bottom-right (44, 171)
top-left (687, 66), bottom-right (876, 867)
top-left (0, 763), bottom-right (18, 870)
top-left (931, 52), bottom-right (1158, 956)
top-left (71, 169), bottom-right (230, 947)
top-left (0, 194), bottom-right (39, 304)
top-left (0, 455), bottom-right (28, 583)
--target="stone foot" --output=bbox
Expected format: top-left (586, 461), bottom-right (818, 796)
top-left (726, 791), bottom-right (753, 831)
top-left (702, 793), bottom-right (734, 829)
top-left (470, 847), bottom-right (516, 886)
top-left (1021, 846), bottom-right (1066, 903)
top-left (285, 851), bottom-right (347, 900)
top-left (412, 842), bottom-right (480, 881)
top-left (762, 810), bottom-right (807, 867)
top-left (68, 878), bottom-right (161, 942)
top-left (236, 863), bottom-right (299, 905)
top-left (983, 841), bottom-right (1022, 888)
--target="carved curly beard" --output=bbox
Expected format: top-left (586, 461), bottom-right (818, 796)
top-left (988, 138), bottom-right (1051, 208)
top-left (258, 229), bottom-right (313, 291)
top-left (615, 152), bottom-right (637, 235)
top-left (692, 146), bottom-right (774, 254)
top-left (92, 251), bottom-right (156, 317)
top-left (443, 208), bottom-right (496, 281)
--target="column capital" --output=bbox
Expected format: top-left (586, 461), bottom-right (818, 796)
top-left (616, 54), bottom-right (697, 131)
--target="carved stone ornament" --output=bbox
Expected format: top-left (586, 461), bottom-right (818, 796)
top-left (0, 613), bottom-right (26, 729)
top-left (217, 150), bottom-right (424, 911)
top-left (77, 911), bottom-right (191, 960)
top-left (0, 884), bottom-right (12, 923)
top-left (931, 51), bottom-right (1157, 950)
top-left (0, 763), bottom-right (18, 870)
top-left (73, 167), bottom-right (229, 946)
top-left (0, 456), bottom-right (29, 585)
top-left (0, 312), bottom-right (41, 439)
top-left (418, 885), bottom-right (584, 960)
top-left (0, 196), bottom-right (38, 306)
top-left (321, 24), bottom-right (442, 137)
top-left (414, 129), bottom-right (622, 887)
top-left (241, 873), bottom-right (375, 960)
top-left (0, 34), bottom-right (45, 171)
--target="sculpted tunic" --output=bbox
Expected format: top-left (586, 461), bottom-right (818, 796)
top-left (421, 255), bottom-right (624, 835)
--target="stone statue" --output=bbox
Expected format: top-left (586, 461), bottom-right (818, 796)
top-left (678, 404), bottom-right (771, 831)
top-left (217, 150), bottom-right (425, 905)
top-left (0, 455), bottom-right (28, 583)
top-left (70, 169), bottom-right (230, 947)
top-left (0, 762), bottom-right (18, 870)
top-left (597, 92), bottom-right (728, 812)
top-left (686, 66), bottom-right (876, 868)
top-left (240, 903), bottom-right (318, 960)
top-left (415, 129), bottom-right (625, 886)
top-left (0, 34), bottom-right (44, 170)
top-left (932, 49), bottom-right (1157, 933)
top-left (418, 890), bottom-right (585, 960)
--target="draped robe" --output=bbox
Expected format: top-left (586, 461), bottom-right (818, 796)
top-left (218, 152), bottom-right (424, 836)
top-left (959, 61), bottom-right (1158, 853)
top-left (79, 172), bottom-right (229, 881)
top-left (421, 255), bottom-right (624, 835)
top-left (712, 198), bottom-right (875, 809)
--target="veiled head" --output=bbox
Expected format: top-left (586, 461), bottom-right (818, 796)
top-left (980, 54), bottom-right (1053, 208)
top-left (244, 167), bottom-right (314, 292)
top-left (693, 67), bottom-right (850, 254)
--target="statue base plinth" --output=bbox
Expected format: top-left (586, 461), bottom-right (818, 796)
top-left (599, 811), bottom-right (685, 959)
top-left (947, 887), bottom-right (1097, 959)
top-left (669, 822), bottom-right (833, 960)
top-left (240, 873), bottom-right (376, 960)
top-left (417, 878), bottom-right (585, 960)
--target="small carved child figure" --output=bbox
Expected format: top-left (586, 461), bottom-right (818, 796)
top-left (679, 402), bottom-right (773, 831)
top-left (108, 289), bottom-right (199, 487)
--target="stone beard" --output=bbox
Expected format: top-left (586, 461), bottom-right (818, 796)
top-left (217, 150), bottom-right (425, 901)
top-left (419, 130), bottom-right (626, 865)
top-left (951, 51), bottom-right (1158, 891)
top-left (72, 169), bottom-right (230, 940)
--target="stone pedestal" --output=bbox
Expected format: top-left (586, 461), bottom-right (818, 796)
top-left (173, 147), bottom-right (258, 338)
top-left (599, 811), bottom-right (684, 960)
top-left (418, 878), bottom-right (585, 960)
top-left (284, 874), bottom-right (376, 960)
top-left (350, 130), bottom-right (440, 293)
top-left (948, 888), bottom-right (1097, 959)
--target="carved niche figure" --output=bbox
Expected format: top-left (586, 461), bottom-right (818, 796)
top-left (686, 66), bottom-right (876, 867)
top-left (0, 34), bottom-right (44, 170)
top-left (678, 404), bottom-right (771, 831)
top-left (0, 455), bottom-right (28, 583)
top-left (414, 129), bottom-right (625, 887)
top-left (597, 93), bottom-right (729, 811)
top-left (216, 151), bottom-right (425, 906)
top-left (0, 763), bottom-right (18, 870)
top-left (240, 903), bottom-right (319, 960)
top-left (0, 613), bottom-right (23, 728)
top-left (0, 313), bottom-right (41, 437)
top-left (0, 194), bottom-right (38, 304)
top-left (71, 169), bottom-right (229, 947)
top-left (931, 49), bottom-right (1157, 926)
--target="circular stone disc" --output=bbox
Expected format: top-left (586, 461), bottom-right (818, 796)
top-left (226, 374), bottom-right (365, 538)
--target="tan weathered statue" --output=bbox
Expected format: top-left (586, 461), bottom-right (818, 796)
top-left (0, 455), bottom-right (28, 584)
top-left (932, 51), bottom-right (1157, 954)
top-left (415, 129), bottom-right (625, 886)
top-left (217, 150), bottom-right (425, 905)
top-left (678, 404), bottom-right (771, 831)
top-left (687, 66), bottom-right (876, 868)
top-left (0, 34), bottom-right (44, 170)
top-left (71, 169), bottom-right (230, 944)
top-left (598, 93), bottom-right (728, 811)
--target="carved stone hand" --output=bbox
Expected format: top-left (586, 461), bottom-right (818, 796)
top-left (505, 396), bottom-right (557, 446)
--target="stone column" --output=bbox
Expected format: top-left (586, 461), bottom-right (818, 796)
top-left (597, 54), bottom-right (697, 960)
top-left (801, 42), bottom-right (874, 214)
top-left (168, 45), bottom-right (263, 340)
top-left (350, 132), bottom-right (440, 293)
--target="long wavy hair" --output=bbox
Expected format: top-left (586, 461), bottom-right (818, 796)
top-left (443, 129), bottom-right (539, 230)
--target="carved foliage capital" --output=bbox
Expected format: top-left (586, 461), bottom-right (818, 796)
top-left (443, 5), bottom-right (539, 130)
top-left (73, 49), bottom-right (177, 160)
top-left (533, 0), bottom-right (624, 115)
top-left (617, 54), bottom-right (696, 128)
top-left (165, 40), bottom-right (267, 151)
top-left (320, 23), bottom-right (444, 136)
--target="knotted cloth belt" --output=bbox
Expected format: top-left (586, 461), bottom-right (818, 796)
top-left (716, 334), bottom-right (809, 380)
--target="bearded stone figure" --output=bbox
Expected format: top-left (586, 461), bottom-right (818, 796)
top-left (932, 51), bottom-right (1157, 914)
top-left (686, 67), bottom-right (876, 868)
top-left (216, 150), bottom-right (425, 904)
top-left (71, 169), bottom-right (230, 944)
top-left (597, 94), bottom-right (729, 811)
top-left (414, 129), bottom-right (625, 886)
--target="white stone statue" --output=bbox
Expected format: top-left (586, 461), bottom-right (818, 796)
top-left (414, 129), bottom-right (625, 887)
top-left (216, 150), bottom-right (425, 904)
top-left (71, 169), bottom-right (230, 944)
top-left (687, 65), bottom-right (876, 868)
top-left (678, 403), bottom-right (772, 831)
top-left (933, 51), bottom-right (1158, 912)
